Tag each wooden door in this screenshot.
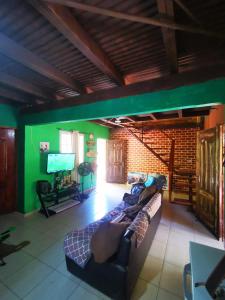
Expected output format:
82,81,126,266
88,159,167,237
106,140,126,183
196,126,223,238
0,128,16,214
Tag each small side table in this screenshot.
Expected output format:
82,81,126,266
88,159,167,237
183,242,225,300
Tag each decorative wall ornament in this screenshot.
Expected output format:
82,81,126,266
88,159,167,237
86,132,96,147
86,150,97,158
40,142,49,153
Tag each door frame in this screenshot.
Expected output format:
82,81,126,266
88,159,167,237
0,126,17,212
196,125,224,240
96,138,107,184
106,139,126,184
218,125,224,240
221,125,225,242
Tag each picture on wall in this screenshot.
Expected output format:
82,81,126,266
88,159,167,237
40,142,50,153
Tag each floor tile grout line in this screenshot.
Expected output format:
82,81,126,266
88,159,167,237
155,202,172,299
1,188,224,300
20,267,80,300
0,280,23,300
158,287,183,299
2,262,54,299
157,205,187,299
0,253,35,283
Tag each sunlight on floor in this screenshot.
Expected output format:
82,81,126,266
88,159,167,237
0,185,224,300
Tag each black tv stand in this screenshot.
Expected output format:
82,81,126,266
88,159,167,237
37,181,81,218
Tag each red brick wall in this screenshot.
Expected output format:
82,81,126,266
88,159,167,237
110,127,200,177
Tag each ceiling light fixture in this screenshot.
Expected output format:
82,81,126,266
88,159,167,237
115,118,121,124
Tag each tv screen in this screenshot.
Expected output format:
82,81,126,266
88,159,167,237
47,154,75,173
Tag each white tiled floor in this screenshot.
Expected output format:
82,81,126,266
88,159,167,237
0,184,224,300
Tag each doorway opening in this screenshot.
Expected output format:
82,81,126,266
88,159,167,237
96,138,107,187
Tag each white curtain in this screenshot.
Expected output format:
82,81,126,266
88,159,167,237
59,130,79,181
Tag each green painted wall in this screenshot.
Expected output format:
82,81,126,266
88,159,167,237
24,121,109,213
21,78,225,126
18,77,225,213
0,103,18,127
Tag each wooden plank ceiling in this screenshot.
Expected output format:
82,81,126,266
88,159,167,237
0,0,224,111
91,106,212,128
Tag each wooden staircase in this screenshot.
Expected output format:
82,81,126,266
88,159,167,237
125,125,196,206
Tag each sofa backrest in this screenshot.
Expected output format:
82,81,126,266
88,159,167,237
115,192,162,267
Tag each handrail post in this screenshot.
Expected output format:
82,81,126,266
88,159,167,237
168,140,175,203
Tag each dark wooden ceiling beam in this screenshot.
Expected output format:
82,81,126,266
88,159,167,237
101,119,123,127
0,32,84,93
0,72,53,100
0,86,31,103
28,1,124,86
44,0,225,39
173,0,201,25
90,120,114,128
157,0,178,73
22,64,225,114
0,97,18,106
149,113,157,120
182,109,210,117
178,110,183,118
134,116,202,130
137,113,157,120
121,116,136,122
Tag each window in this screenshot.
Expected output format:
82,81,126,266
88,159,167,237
59,130,73,153
78,133,84,164
59,130,85,181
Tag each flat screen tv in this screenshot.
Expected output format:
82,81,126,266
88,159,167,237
47,153,75,173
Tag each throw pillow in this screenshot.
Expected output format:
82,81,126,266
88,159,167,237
144,175,155,187
138,185,157,205
90,221,129,263
122,193,139,205
123,204,142,219
130,183,145,195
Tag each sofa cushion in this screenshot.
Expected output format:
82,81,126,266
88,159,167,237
123,204,142,219
138,185,157,205
144,175,155,187
91,221,129,263
122,193,139,205
131,183,145,195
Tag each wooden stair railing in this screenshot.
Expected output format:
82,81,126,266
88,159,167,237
124,125,195,206
168,139,175,203
172,169,196,207
125,126,175,202
125,127,171,167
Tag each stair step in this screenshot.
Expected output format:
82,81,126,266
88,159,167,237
174,173,196,179
176,169,196,176
173,189,196,195
172,198,193,206
158,153,169,156
173,183,196,188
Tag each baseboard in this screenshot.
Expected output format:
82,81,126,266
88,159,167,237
84,186,96,194
23,209,39,217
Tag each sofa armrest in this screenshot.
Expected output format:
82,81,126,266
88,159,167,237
123,229,134,239
114,229,134,267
